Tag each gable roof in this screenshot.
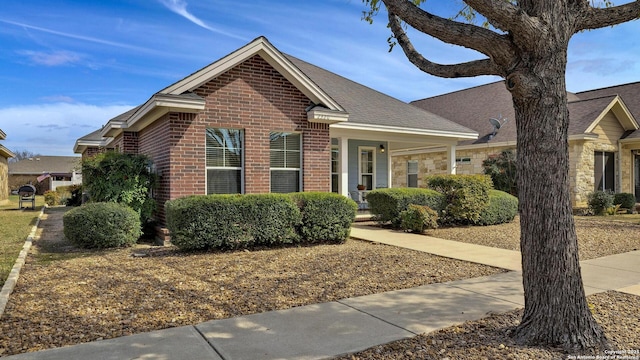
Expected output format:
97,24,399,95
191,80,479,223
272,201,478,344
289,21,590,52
73,128,114,154
9,156,81,175
411,81,639,146
77,36,478,151
576,81,640,141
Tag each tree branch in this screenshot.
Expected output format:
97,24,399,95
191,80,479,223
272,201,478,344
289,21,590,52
388,13,503,78
576,1,640,31
382,0,516,67
463,0,545,39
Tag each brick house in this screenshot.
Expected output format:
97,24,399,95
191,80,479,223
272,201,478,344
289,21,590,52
397,81,640,207
75,37,478,236
0,129,16,204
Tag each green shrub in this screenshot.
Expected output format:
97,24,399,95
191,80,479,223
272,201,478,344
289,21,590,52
82,152,157,225
482,149,518,196
166,194,301,250
587,190,614,216
43,190,60,206
613,192,636,210
56,185,83,206
290,192,357,244
400,204,438,233
426,174,493,224
63,202,141,248
366,188,445,228
475,190,519,225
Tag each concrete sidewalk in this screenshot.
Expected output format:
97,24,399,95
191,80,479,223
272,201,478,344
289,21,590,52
4,226,640,360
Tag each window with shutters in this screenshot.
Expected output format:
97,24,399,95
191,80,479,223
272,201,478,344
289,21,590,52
206,128,243,194
270,132,301,193
407,160,418,188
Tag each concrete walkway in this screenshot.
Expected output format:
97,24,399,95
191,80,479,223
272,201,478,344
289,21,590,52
4,225,640,360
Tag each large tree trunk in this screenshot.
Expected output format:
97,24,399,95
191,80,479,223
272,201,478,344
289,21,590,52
508,55,608,351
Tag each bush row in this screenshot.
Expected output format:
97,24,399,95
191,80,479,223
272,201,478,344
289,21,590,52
367,175,518,229
588,190,636,215
165,192,357,251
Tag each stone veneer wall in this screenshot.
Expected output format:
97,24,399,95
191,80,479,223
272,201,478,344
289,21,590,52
0,156,8,203
392,145,512,188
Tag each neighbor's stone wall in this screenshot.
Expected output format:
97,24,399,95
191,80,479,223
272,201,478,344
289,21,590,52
392,145,511,188
0,156,8,202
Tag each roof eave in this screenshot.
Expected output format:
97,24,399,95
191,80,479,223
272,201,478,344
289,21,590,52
126,94,206,132
307,108,349,124
0,144,15,158
330,122,479,140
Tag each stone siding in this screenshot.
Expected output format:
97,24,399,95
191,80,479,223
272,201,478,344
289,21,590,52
0,156,8,202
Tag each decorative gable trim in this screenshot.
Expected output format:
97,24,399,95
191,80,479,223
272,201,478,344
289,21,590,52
584,95,639,134
159,37,345,114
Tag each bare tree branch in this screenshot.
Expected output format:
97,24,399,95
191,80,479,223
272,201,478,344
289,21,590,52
576,1,640,30
388,13,503,77
382,0,516,67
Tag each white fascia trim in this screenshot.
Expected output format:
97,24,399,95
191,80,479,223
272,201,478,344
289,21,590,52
73,137,114,154
159,37,344,112
124,94,205,132
100,121,127,137
585,96,639,133
390,135,599,156
307,108,349,124
0,144,15,158
330,122,478,140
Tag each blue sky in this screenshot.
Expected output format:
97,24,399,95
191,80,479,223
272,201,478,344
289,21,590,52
1,0,639,156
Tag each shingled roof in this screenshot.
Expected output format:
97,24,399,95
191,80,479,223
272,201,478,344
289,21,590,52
9,156,81,175
285,55,476,135
411,81,640,146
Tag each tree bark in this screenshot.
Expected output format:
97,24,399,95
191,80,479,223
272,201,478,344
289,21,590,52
508,52,608,352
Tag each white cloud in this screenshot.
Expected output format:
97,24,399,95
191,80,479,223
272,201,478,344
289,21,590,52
157,0,245,40
0,103,134,156
17,50,83,66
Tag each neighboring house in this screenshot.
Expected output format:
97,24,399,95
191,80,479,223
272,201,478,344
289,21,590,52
74,36,478,237
0,129,16,204
8,156,82,195
399,81,640,207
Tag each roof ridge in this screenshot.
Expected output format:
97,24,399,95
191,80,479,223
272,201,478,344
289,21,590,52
569,94,617,104
576,80,640,95
410,80,504,103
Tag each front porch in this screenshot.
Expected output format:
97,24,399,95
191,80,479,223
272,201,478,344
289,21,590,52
330,126,466,199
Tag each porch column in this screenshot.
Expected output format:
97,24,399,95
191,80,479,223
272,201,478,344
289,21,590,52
338,137,349,197
387,148,392,188
447,144,457,174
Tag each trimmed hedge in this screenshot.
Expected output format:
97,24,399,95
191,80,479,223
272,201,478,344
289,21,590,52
290,192,357,244
366,188,445,228
613,192,636,210
400,204,439,233
475,190,519,226
426,174,493,224
166,194,301,250
63,202,141,248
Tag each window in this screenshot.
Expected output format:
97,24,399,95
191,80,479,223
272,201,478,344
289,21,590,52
206,128,243,194
456,157,471,164
358,147,375,190
270,132,301,193
331,146,339,193
407,160,418,188
594,151,615,192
